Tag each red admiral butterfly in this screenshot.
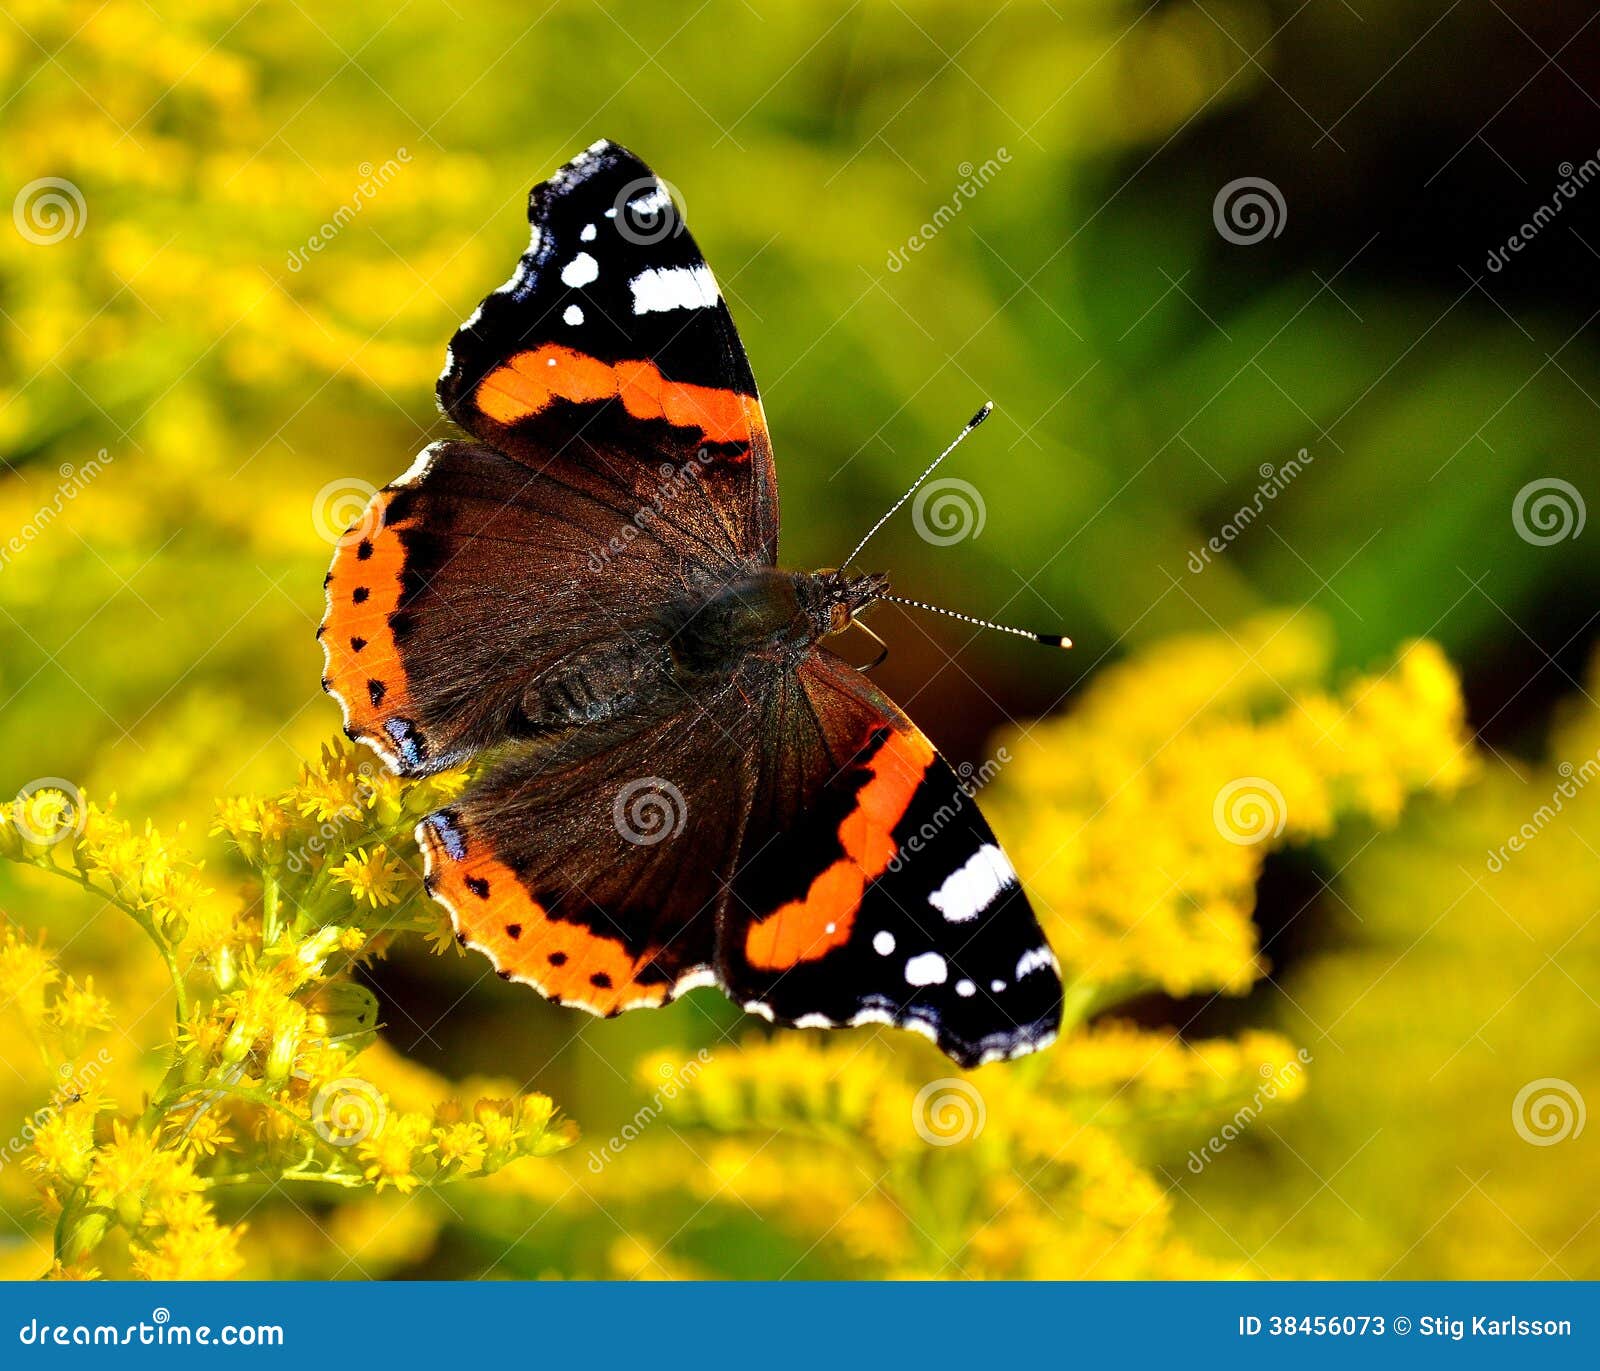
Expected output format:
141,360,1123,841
320,140,1064,1066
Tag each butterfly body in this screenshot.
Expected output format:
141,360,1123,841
320,140,1064,1066
664,568,883,676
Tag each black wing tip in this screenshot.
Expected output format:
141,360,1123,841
547,137,654,192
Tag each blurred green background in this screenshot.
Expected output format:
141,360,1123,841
2,0,1597,1278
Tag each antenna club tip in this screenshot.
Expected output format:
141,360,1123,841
971,400,994,426
1039,634,1073,649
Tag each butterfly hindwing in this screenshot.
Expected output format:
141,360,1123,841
419,689,758,1015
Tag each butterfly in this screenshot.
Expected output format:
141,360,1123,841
320,139,1063,1066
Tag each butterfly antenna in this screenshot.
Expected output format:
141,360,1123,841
877,594,1072,649
842,401,993,571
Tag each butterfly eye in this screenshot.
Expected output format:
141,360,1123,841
828,602,850,634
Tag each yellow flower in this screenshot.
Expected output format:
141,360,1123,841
430,1121,487,1173
49,975,113,1043
474,1098,523,1158
29,1106,97,1186
0,923,59,1025
330,846,407,908
10,787,82,853
165,1107,235,1159
149,1187,214,1233
0,733,574,1278
422,915,461,958
130,1220,244,1281
357,1113,431,1193
211,795,261,839
86,1120,200,1228
45,1261,103,1283
294,774,363,824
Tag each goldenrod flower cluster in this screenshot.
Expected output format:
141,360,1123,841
987,614,1474,1006
1191,644,1600,1276
0,744,574,1280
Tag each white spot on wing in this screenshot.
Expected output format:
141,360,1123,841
632,185,671,214
848,1007,895,1029
580,223,597,242
956,978,976,998
562,303,584,326
629,264,720,315
1015,946,1057,980
904,952,948,986
873,931,895,956
560,252,599,287
672,968,717,994
927,844,1017,922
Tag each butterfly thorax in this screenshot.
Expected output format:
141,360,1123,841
666,568,886,679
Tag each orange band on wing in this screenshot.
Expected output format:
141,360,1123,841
475,344,760,447
742,863,862,969
419,819,673,1015
321,490,420,745
743,729,936,971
